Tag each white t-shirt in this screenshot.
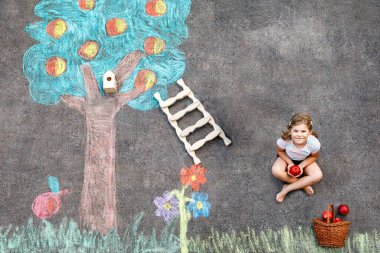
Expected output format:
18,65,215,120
277,135,321,161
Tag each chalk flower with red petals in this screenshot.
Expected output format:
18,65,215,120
180,164,207,191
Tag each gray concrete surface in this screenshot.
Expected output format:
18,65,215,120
0,0,379,236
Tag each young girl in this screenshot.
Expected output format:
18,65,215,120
272,113,323,203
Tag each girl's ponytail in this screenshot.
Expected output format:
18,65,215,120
281,129,291,140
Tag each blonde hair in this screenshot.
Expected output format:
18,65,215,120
281,113,318,140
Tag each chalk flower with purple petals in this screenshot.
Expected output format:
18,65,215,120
154,192,179,222
186,192,211,219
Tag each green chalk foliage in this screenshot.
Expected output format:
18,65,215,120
0,213,179,253
1,216,379,252
189,227,380,253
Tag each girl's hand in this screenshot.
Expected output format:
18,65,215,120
287,163,295,171
297,164,305,176
286,163,294,177
287,164,304,177
296,167,304,177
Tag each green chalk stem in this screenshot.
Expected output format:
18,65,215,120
171,186,192,253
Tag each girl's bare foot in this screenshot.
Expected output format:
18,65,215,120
276,184,313,202
284,183,314,195
303,186,314,196
276,184,289,203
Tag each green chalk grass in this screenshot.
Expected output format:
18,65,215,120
0,213,179,253
189,226,380,253
1,215,379,253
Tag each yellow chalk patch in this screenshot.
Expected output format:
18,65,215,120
78,41,99,60
155,1,166,16
54,20,66,37
144,37,166,55
46,19,67,39
164,202,172,210
115,19,127,34
46,57,67,77
79,0,95,10
146,0,166,17
134,70,157,91
106,18,127,36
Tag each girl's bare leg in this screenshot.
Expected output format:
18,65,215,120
275,162,323,202
272,157,314,196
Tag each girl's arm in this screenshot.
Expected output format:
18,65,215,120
276,146,294,166
298,151,320,169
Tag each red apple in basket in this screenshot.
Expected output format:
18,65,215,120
332,217,343,223
322,210,333,221
338,204,350,215
288,165,302,177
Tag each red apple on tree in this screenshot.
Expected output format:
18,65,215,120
288,165,302,177
338,204,350,215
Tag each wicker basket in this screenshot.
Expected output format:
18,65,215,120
313,204,350,248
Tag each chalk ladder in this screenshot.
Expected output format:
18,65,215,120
154,79,231,164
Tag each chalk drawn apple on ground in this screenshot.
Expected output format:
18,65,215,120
32,176,70,219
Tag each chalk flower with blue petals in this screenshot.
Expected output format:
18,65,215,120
187,192,211,219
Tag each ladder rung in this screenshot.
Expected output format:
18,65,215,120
180,116,211,137
190,129,221,151
169,101,200,121
159,86,191,108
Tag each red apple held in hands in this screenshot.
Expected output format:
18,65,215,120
288,165,302,177
338,204,350,215
322,210,333,221
332,217,343,223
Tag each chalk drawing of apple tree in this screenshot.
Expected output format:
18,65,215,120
23,0,191,234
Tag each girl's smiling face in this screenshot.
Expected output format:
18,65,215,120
290,123,311,147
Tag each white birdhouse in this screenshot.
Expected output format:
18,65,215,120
103,70,117,94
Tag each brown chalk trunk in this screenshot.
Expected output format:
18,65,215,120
61,51,144,234
79,112,117,234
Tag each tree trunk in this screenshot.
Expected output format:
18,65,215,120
61,51,144,234
80,113,117,233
